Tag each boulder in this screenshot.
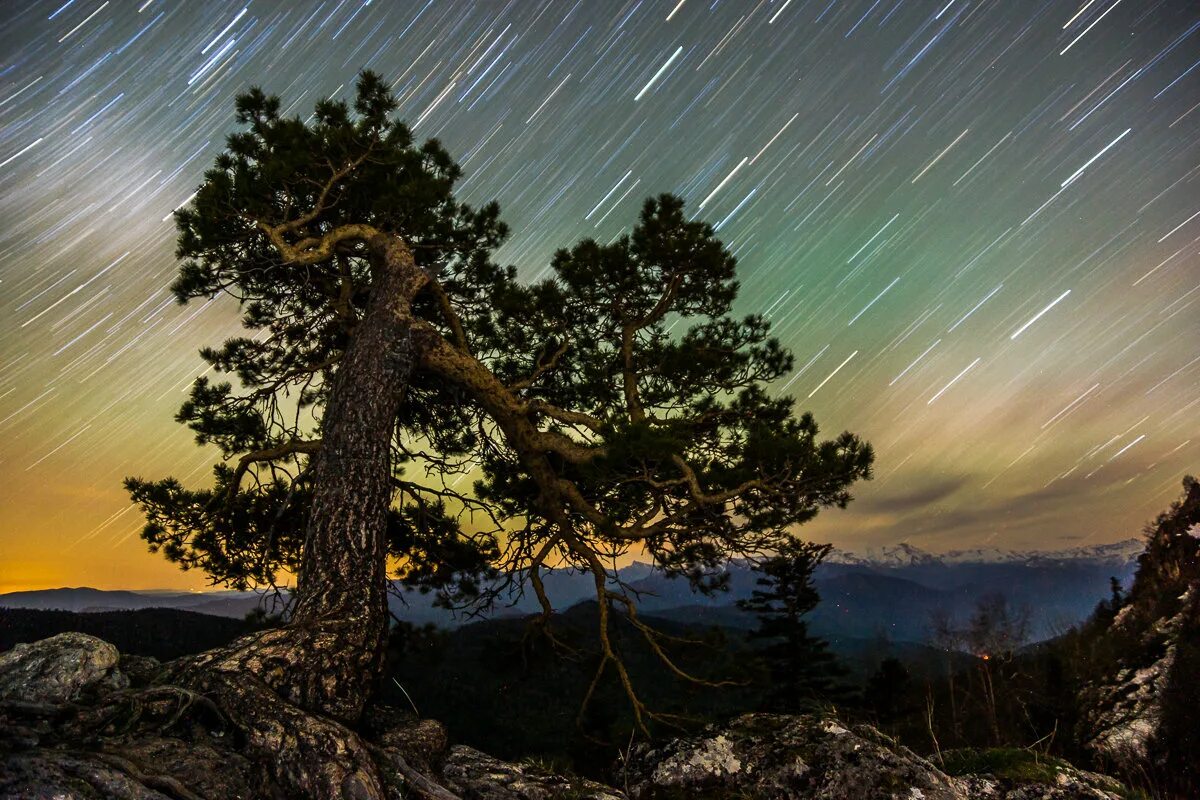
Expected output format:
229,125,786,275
618,714,1128,800
620,713,966,799
945,750,1130,800
362,704,450,772
0,632,127,705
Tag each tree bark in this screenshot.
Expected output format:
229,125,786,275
154,235,434,796
161,235,430,799
281,233,426,722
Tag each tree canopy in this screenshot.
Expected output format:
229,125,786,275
126,71,874,728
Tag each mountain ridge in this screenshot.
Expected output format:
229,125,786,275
1,538,1141,643
825,537,1144,568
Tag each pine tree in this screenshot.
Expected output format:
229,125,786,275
123,73,873,796
738,539,844,710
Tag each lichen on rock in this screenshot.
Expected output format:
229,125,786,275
0,632,127,705
620,713,967,800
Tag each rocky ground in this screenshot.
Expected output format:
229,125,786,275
619,714,1131,800
1080,587,1190,769
0,632,1133,800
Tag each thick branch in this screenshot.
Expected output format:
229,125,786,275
415,326,604,465
521,399,606,434
258,221,381,266
277,150,374,236
670,454,768,505
426,278,470,352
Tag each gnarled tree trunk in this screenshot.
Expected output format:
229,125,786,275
164,235,433,798
282,233,426,721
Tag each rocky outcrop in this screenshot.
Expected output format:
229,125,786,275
1080,587,1190,766
442,746,625,800
618,713,1126,800
1,634,1133,800
622,714,962,799
2,740,258,800
0,635,261,798
0,632,614,800
1077,476,1200,791
0,632,127,705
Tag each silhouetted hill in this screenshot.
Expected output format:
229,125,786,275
382,601,762,766
634,570,955,642
2,539,1137,644
629,602,970,674
620,561,1133,641
0,587,207,612
0,607,254,660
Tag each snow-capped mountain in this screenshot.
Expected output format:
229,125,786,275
826,542,943,568
827,538,1143,568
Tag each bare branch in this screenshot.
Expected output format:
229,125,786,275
619,272,683,422
227,439,323,501
277,149,374,236
508,339,569,392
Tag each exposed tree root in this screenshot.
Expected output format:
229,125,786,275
179,666,386,799
369,744,463,800
1,630,463,800
91,752,207,800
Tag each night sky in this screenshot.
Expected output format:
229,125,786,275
1,0,1197,592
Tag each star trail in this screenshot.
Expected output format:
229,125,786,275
0,0,1197,591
